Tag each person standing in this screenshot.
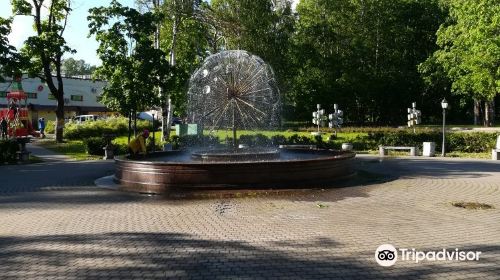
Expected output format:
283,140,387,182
0,117,7,139
38,117,46,138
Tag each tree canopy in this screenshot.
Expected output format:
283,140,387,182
420,0,500,125
61,58,96,77
0,17,24,81
11,0,74,142
88,0,170,121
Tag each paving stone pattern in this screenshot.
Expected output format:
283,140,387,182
0,156,499,279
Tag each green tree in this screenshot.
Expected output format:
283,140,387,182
420,0,500,126
88,0,171,141
159,0,207,113
136,0,204,140
209,0,295,119
0,17,24,81
290,0,444,124
12,0,74,142
61,57,96,76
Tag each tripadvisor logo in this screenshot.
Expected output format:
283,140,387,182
375,244,482,267
375,244,397,267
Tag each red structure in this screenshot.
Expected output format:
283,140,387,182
0,76,37,137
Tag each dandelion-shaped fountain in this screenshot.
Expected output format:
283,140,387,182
114,51,355,193
187,50,281,161
188,50,280,144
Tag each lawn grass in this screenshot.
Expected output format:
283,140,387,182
446,152,491,159
28,155,44,164
113,131,164,146
38,140,102,160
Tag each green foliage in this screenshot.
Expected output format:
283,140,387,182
38,140,101,160
12,0,75,142
45,120,55,134
422,0,500,103
290,0,445,124
11,0,32,15
159,0,207,115
88,0,171,116
61,58,96,76
63,117,150,140
368,131,497,153
0,17,23,81
83,137,106,156
209,0,295,104
239,134,274,147
174,135,220,149
0,139,19,164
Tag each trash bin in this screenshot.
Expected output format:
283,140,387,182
423,142,436,157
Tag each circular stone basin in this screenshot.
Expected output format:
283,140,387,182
115,148,356,194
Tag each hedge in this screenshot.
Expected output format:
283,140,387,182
78,131,497,157
366,131,497,153
0,139,19,164
175,131,497,153
64,117,151,140
83,137,107,156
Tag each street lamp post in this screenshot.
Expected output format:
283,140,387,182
441,98,448,157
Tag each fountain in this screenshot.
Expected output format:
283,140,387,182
115,50,355,194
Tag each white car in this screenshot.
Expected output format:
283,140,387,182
73,115,101,124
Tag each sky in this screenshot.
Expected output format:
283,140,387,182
0,0,136,66
1,0,299,66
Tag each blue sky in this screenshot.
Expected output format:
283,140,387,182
0,0,136,66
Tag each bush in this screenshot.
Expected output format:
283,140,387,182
83,137,106,156
238,134,272,147
45,120,55,134
64,117,151,140
176,135,220,149
113,143,129,155
447,133,497,153
155,130,497,154
367,131,497,153
0,139,19,163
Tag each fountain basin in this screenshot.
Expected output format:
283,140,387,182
191,147,280,162
115,148,356,194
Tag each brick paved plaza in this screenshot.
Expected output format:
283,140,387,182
1,153,499,279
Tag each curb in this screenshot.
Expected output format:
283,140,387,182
94,175,120,191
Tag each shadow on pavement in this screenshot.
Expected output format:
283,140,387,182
356,157,500,179
0,232,498,279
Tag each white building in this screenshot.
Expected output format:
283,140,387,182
0,76,112,122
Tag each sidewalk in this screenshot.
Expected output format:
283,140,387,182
26,141,73,162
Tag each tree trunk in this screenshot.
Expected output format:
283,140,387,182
170,17,178,67
133,110,137,137
486,100,495,126
484,100,495,127
162,13,179,142
473,99,481,125
128,111,132,144
55,96,65,142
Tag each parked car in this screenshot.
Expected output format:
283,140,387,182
171,116,183,126
73,115,100,124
